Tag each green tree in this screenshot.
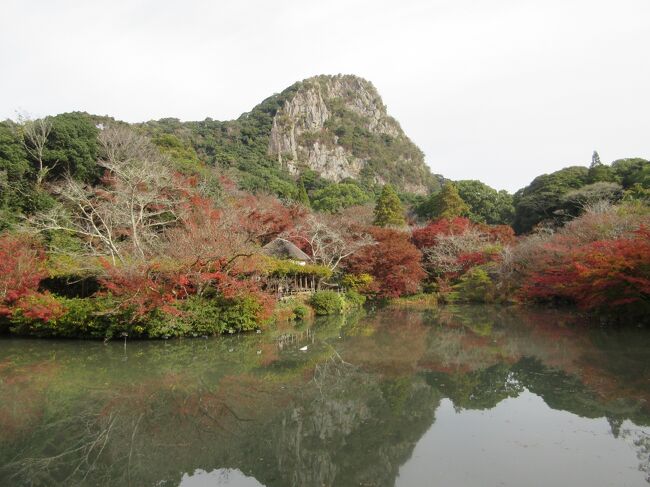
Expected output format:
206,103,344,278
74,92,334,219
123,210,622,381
45,112,99,182
623,183,650,203
299,169,328,192
373,184,405,227
558,182,624,218
0,121,30,228
587,151,615,184
424,183,468,220
591,150,601,167
455,180,514,224
453,267,495,303
296,179,310,207
152,133,202,174
611,158,650,189
312,182,370,213
513,166,589,233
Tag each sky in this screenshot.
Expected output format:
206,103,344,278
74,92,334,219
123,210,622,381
1,0,648,192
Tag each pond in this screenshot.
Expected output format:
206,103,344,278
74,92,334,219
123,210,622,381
0,306,649,487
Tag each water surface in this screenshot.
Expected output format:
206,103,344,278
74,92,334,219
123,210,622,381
1,306,649,486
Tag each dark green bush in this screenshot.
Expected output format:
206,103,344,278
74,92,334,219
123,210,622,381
310,291,344,315
7,294,268,339
293,304,309,320
148,295,267,337
217,295,267,333
8,297,126,338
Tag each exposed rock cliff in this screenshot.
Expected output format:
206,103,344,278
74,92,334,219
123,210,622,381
266,75,438,195
141,74,440,197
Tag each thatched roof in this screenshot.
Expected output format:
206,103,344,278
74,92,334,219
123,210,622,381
262,238,311,262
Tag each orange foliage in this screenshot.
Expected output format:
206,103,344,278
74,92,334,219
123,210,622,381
521,227,650,311
345,227,425,298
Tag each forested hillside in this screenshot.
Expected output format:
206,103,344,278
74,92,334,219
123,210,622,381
513,153,650,233
1,79,649,339
138,74,442,201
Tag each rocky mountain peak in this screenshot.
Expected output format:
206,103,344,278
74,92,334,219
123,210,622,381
267,74,437,195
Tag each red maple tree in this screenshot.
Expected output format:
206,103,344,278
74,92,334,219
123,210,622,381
345,227,426,298
521,227,650,310
411,217,473,250
0,233,64,322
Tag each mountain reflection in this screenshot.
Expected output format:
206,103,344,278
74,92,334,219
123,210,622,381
0,306,649,486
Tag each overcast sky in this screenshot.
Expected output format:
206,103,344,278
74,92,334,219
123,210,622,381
1,0,648,192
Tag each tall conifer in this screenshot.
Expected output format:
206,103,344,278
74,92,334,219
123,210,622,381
373,184,405,227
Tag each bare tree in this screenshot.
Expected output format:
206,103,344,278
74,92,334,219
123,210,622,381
423,229,487,274
286,214,374,272
96,127,185,258
21,116,56,188
31,126,185,263
33,178,123,263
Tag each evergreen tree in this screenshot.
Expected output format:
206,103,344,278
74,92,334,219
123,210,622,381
296,179,310,207
455,180,514,224
428,183,468,219
591,150,602,168
373,184,405,227
588,150,615,183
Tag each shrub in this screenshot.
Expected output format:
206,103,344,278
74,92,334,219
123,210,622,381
293,304,309,320
310,291,344,315
8,296,123,338
344,290,366,308
7,293,273,339
520,227,650,315
453,267,496,303
217,295,269,333
341,273,373,292
272,300,312,322
170,295,270,337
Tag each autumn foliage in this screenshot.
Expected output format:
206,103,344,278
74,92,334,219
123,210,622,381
411,217,473,249
0,234,64,322
412,217,514,250
235,193,306,245
521,227,650,310
344,228,425,298
97,193,280,321
2,127,649,337
410,217,507,282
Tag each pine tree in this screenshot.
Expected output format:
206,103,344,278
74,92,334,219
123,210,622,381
373,184,405,227
588,150,614,183
430,183,468,219
297,179,310,207
591,150,602,168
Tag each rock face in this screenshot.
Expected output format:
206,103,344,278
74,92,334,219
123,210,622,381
267,75,437,195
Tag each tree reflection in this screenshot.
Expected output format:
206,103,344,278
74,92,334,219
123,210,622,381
1,306,649,486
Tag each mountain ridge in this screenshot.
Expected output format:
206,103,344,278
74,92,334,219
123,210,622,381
265,74,437,194
139,74,441,197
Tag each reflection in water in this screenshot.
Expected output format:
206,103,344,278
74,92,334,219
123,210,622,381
0,306,649,486
398,393,643,487
181,468,264,486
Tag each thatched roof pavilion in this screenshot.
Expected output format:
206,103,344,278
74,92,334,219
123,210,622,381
262,238,311,263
